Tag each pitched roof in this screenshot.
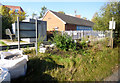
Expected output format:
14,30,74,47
3,5,24,12
50,10,94,27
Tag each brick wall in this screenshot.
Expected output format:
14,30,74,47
65,24,76,31
42,11,65,31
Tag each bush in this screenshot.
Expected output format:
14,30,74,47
2,15,12,39
52,31,76,51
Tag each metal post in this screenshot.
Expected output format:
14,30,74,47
17,16,20,50
111,17,114,48
35,19,38,55
0,15,2,39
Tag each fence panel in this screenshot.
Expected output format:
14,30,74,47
62,30,110,41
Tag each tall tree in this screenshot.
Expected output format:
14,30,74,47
0,5,27,38
32,12,37,19
92,2,120,31
39,6,47,18
92,2,120,45
82,17,87,20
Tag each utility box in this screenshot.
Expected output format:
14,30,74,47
12,19,47,43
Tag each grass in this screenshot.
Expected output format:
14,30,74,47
0,40,7,46
12,39,119,82
1,39,27,43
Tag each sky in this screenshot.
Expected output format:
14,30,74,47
0,1,114,20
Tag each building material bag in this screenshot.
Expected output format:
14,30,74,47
0,50,28,79
0,67,11,83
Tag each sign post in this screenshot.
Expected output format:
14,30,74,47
109,17,115,48
17,16,20,50
35,18,38,55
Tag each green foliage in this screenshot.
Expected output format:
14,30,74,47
80,41,88,49
92,2,120,31
0,5,27,38
37,34,46,52
32,12,37,19
58,11,65,14
23,48,36,55
82,17,87,20
52,32,76,51
39,6,47,18
12,43,118,81
91,2,120,46
0,40,7,46
2,15,12,38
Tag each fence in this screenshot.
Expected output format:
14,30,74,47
12,19,47,42
61,30,111,41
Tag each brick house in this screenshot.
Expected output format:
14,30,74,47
42,10,94,31
3,5,24,13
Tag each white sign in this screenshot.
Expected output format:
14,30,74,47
109,21,115,29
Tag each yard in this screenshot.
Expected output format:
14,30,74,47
11,35,119,82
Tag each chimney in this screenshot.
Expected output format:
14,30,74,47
75,15,81,18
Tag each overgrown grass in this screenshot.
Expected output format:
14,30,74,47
12,39,119,82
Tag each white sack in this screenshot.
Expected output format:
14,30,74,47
0,67,11,83
0,50,28,79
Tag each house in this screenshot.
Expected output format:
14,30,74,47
3,5,24,13
42,10,94,31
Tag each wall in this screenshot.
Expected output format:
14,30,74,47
65,24,76,31
43,11,65,31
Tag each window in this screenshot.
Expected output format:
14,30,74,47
54,27,59,31
15,9,19,12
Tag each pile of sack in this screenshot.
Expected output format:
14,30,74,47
0,50,28,82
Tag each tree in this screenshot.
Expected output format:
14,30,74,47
82,17,87,20
32,12,37,19
91,12,98,22
0,6,12,38
39,6,47,18
58,11,65,14
92,2,120,31
0,5,27,38
92,2,120,46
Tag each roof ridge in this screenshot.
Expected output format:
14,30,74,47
50,10,91,22
3,5,21,7
49,10,94,27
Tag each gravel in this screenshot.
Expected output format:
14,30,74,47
4,54,23,60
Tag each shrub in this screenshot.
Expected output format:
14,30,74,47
52,31,76,51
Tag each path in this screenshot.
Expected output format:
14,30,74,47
104,69,120,81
